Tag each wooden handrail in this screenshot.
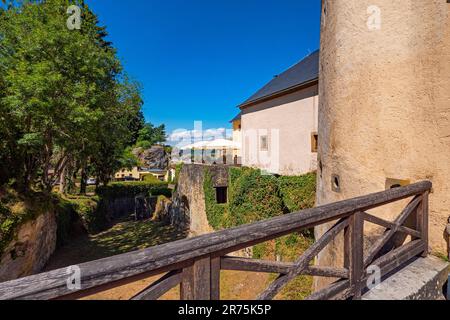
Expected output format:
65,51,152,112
0,181,432,300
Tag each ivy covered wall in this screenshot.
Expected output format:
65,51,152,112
203,166,317,230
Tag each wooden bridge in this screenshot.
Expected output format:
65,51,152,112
0,181,431,300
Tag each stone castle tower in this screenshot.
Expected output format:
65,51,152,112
316,0,450,278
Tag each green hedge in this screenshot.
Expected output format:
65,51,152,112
97,181,170,199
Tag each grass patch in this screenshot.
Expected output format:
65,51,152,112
45,215,188,270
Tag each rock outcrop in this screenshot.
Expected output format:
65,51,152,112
135,145,169,170
0,210,57,282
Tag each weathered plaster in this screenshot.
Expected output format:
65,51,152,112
316,0,450,288
241,85,319,176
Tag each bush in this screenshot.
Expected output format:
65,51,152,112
54,195,104,239
54,198,77,247
68,197,103,234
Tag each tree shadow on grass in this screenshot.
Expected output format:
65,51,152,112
45,216,188,271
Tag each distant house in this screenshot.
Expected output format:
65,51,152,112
114,167,169,182
232,50,319,175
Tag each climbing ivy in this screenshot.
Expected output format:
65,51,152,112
203,168,228,230
226,167,285,227
203,167,317,262
278,173,317,212
203,167,316,230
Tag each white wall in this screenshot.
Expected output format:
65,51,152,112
241,84,319,176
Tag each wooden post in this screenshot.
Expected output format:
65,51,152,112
417,191,429,257
343,225,351,270
210,257,221,300
180,255,221,300
349,212,364,300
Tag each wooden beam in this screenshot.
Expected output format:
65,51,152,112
257,218,350,300
305,280,350,300
221,257,349,279
417,192,429,257
349,212,364,300
181,255,220,300
210,257,221,300
363,213,421,238
0,181,432,300
131,270,181,300
364,196,422,267
367,240,426,276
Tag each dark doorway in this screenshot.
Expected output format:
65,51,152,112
215,187,228,204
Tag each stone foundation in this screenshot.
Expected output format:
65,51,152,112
363,256,449,300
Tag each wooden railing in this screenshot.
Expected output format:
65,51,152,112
0,181,431,300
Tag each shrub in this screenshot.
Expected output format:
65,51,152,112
54,194,105,238
68,197,103,234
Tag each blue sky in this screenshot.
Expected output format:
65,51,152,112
86,0,321,137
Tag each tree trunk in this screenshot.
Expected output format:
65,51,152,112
80,165,87,195
59,165,66,194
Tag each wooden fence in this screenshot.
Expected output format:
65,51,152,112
0,181,431,300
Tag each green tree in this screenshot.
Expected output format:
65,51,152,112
136,123,167,149
0,0,144,193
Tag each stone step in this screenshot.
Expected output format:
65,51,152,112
363,256,449,300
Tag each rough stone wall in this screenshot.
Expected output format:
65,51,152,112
101,196,156,221
316,0,450,288
0,211,57,282
162,164,229,236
